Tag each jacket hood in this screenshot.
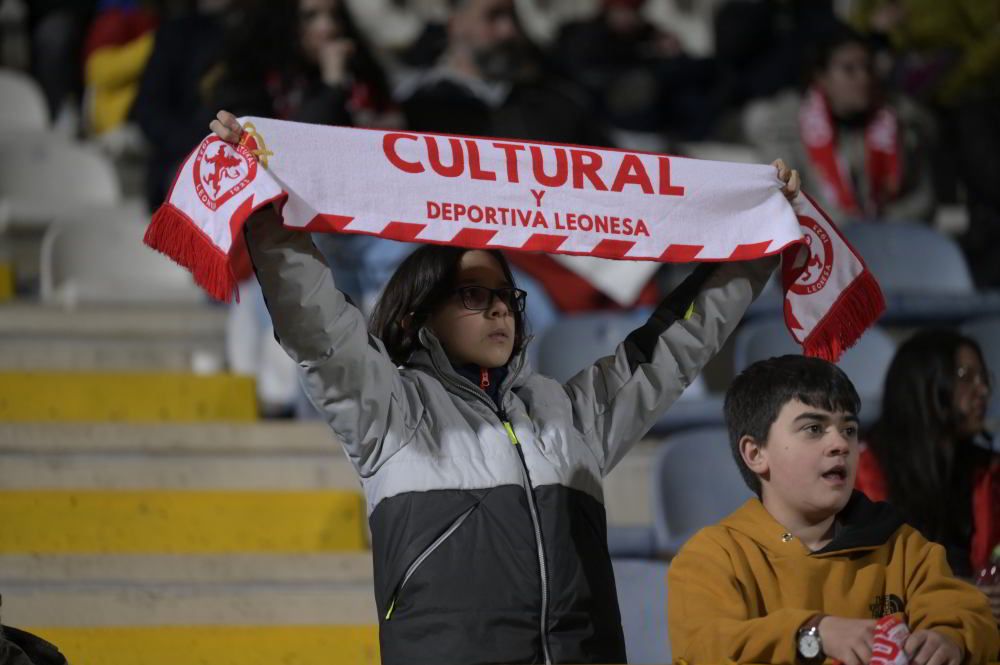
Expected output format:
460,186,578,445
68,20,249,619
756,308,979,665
721,491,905,558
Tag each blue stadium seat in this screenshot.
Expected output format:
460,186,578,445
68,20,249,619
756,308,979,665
651,427,753,556
607,524,657,559
961,315,1000,422
731,318,895,425
536,310,650,383
612,558,671,664
842,223,1000,323
536,310,724,434
731,316,800,373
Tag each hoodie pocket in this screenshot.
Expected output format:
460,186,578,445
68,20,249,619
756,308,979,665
384,503,477,620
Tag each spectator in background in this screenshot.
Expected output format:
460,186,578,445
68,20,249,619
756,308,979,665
857,330,999,621
744,25,935,224
852,0,1000,287
207,0,398,129
553,0,718,141
135,0,401,208
400,0,610,146
132,0,233,209
272,0,411,318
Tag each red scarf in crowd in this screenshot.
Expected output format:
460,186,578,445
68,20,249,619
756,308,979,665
799,87,901,218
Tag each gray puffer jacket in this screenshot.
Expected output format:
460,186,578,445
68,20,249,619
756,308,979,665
245,208,777,665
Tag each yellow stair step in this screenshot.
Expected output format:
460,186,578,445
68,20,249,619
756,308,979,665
0,372,256,421
0,490,367,553
27,625,379,665
0,262,13,301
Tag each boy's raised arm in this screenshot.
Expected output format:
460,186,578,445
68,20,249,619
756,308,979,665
667,528,816,664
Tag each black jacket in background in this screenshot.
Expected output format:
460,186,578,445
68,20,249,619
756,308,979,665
402,76,612,147
133,13,227,208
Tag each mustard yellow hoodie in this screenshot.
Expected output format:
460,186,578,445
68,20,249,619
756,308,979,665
668,492,999,664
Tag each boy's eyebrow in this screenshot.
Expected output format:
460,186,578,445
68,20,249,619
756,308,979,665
793,411,860,424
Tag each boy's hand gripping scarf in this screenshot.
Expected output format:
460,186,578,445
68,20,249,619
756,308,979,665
145,117,885,362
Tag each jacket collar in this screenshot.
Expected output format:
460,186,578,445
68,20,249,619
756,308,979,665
723,491,905,558
406,327,531,411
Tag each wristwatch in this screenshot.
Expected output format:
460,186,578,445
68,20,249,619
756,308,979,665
796,615,826,664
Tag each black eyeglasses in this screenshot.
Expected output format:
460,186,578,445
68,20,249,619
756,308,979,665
451,286,527,313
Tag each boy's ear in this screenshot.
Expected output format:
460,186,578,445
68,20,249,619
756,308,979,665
739,434,769,475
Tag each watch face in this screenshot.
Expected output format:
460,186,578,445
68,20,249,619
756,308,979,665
799,633,821,659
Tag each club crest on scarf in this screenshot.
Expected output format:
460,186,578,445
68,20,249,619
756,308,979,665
193,137,258,211
790,215,834,295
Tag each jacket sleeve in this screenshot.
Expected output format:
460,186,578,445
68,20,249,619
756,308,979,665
564,255,778,475
244,208,423,477
668,528,816,664
903,528,1000,664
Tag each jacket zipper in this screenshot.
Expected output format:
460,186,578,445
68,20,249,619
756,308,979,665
499,407,553,665
384,503,477,620
423,349,551,663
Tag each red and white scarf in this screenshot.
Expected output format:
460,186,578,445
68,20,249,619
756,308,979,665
799,86,901,218
145,117,884,361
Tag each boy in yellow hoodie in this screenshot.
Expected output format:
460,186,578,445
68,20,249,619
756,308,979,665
668,355,999,665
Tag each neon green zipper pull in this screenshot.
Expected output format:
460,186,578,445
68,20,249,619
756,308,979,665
503,421,519,446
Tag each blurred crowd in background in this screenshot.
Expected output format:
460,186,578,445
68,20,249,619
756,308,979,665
6,0,999,259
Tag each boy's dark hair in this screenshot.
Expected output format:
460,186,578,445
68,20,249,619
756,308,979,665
724,355,861,496
369,245,528,366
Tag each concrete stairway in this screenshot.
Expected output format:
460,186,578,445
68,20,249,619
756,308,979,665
0,423,375,664
0,297,658,663
0,421,658,664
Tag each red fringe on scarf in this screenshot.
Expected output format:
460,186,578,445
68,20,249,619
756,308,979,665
143,202,239,303
800,268,886,362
